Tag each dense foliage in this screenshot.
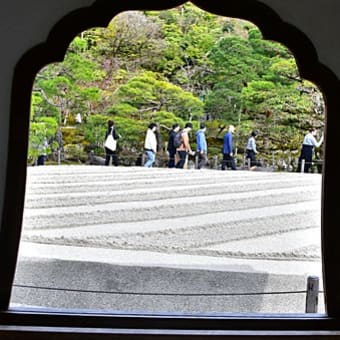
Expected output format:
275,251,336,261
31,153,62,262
30,4,324,166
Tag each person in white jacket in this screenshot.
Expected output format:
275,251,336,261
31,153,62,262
297,128,323,173
144,123,157,167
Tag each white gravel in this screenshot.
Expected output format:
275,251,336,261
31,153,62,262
21,166,322,262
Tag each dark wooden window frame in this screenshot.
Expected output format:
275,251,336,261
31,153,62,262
1,0,340,337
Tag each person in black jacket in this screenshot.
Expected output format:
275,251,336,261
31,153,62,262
104,120,119,166
167,123,180,168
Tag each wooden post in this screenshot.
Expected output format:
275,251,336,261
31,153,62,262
301,159,305,173
184,154,188,169
213,155,218,170
141,153,146,166
311,161,315,173
305,276,319,313
195,155,199,169
247,158,251,170
57,149,61,165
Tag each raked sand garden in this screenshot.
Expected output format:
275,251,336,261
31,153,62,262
11,166,323,314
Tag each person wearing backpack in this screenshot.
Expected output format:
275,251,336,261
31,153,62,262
144,123,157,168
176,122,194,169
196,122,208,169
167,123,180,168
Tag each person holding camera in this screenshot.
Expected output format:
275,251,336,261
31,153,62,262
297,128,323,173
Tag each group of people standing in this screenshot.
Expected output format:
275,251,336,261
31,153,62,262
144,121,260,170
104,119,323,173
166,122,207,169
158,122,196,169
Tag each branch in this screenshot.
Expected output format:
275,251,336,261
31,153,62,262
33,88,63,108
159,124,171,131
137,106,160,113
286,75,303,82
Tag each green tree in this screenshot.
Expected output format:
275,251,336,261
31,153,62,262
111,71,204,122
148,3,227,96
30,4,325,164
90,11,165,74
33,36,104,126
28,117,58,162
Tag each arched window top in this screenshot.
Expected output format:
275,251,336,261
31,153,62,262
21,0,332,88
